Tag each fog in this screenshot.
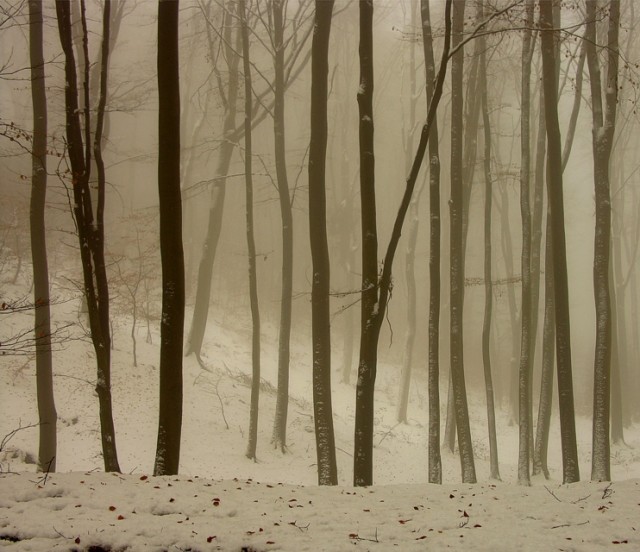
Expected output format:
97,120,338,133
1,0,639,486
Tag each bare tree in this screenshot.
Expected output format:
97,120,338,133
308,0,338,486
585,0,620,483
29,0,57,473
55,0,120,473
154,0,185,477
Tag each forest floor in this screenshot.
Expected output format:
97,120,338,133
1,270,639,551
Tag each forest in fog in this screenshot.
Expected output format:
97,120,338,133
1,0,640,502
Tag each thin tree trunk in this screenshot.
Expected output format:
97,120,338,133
240,0,261,463
309,0,338,485
540,0,580,484
421,0,442,484
585,0,619,482
271,0,294,452
186,2,239,360
449,0,476,484
154,0,184,477
397,0,419,425
55,0,120,473
29,0,57,474
518,0,534,486
353,0,453,487
479,0,499,481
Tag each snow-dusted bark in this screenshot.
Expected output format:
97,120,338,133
309,0,338,486
55,0,120,473
585,0,619,482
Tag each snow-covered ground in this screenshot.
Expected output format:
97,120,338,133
1,269,639,551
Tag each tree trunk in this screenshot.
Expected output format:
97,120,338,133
518,0,534,486
585,0,619,482
186,2,239,360
271,0,294,453
29,0,57,474
479,0,499,481
449,0,476,484
421,0,442,484
240,0,261,463
55,0,120,473
154,0,185,477
309,0,338,485
540,0,580,484
397,0,419,425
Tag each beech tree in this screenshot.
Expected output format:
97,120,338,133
29,0,57,473
154,0,185,477
308,0,338,486
55,0,120,473
539,0,580,484
585,0,620,483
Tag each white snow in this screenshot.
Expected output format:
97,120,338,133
1,263,640,551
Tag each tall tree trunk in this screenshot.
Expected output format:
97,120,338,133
353,0,453,487
540,0,580,484
29,0,57,473
55,0,120,473
240,0,261,463
309,0,338,485
397,0,419,425
154,0,184,477
585,0,619,482
186,2,239,360
518,0,535,486
479,0,499,481
449,0,476,484
354,0,378,487
421,0,442,484
271,0,294,452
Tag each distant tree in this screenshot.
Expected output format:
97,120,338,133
539,0,580,484
517,0,534,487
240,0,261,463
478,0,499,482
421,0,443,485
585,0,619,483
55,0,120,473
448,0,476,484
154,0,185,477
29,0,57,473
308,0,338,486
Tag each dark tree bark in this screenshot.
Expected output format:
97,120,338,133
29,0,57,473
55,0,120,473
421,0,442,485
154,0,185,477
518,0,535,486
354,0,378,487
271,0,294,453
448,0,476,484
353,0,453,487
539,0,580,484
240,0,261,463
309,0,338,486
585,0,619,482
479,0,499,481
